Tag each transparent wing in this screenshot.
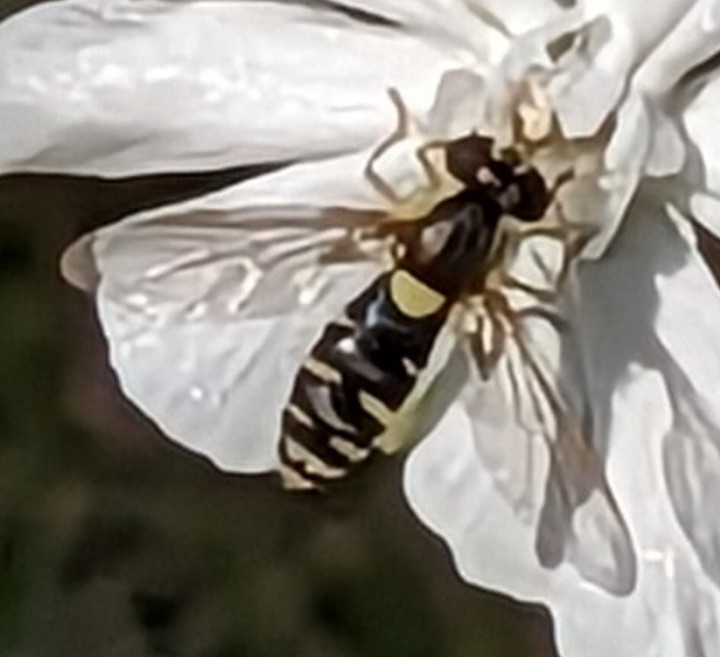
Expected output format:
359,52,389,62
90,202,388,320
77,196,388,473
461,306,637,595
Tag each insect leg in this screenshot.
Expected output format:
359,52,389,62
550,168,575,196
415,139,449,190
364,88,412,203
468,294,507,380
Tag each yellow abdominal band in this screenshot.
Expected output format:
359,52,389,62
389,270,445,318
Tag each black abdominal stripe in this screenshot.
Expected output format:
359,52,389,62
278,269,450,490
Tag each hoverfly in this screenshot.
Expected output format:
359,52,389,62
277,130,550,490
276,89,635,594
279,88,568,491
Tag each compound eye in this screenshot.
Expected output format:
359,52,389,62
509,169,551,222
445,134,494,187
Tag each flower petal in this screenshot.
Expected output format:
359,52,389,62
544,0,702,137
0,0,466,176
465,0,570,35
404,197,720,655
683,73,720,238
405,387,720,657
406,362,720,657
652,206,720,592
83,151,388,471
583,0,697,74
575,198,720,600
633,0,720,95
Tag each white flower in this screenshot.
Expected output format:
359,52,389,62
3,1,720,655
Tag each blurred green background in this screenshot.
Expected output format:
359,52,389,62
0,3,557,655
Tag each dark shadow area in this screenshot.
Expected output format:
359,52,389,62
0,0,59,22
0,162,291,236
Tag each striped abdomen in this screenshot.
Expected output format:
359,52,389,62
278,268,450,489
278,188,505,490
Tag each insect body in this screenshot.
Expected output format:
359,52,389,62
278,135,551,490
